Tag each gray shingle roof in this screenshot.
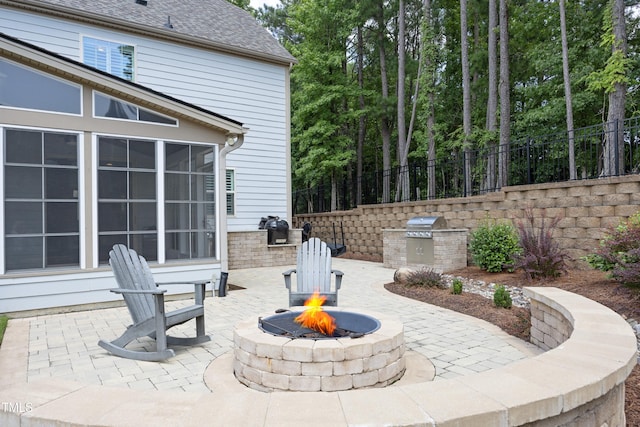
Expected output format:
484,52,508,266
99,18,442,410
11,0,295,64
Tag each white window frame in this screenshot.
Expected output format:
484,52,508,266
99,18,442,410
226,168,236,216
1,125,85,273
82,35,136,81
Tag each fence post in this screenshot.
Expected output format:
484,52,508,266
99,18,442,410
615,119,620,176
526,137,532,185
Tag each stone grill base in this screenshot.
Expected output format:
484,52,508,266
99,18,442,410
233,308,405,392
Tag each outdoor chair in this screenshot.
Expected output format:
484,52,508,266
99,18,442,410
98,244,211,361
283,237,344,306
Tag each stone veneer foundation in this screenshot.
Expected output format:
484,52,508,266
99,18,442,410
233,308,405,392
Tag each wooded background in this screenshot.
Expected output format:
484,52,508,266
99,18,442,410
230,0,640,211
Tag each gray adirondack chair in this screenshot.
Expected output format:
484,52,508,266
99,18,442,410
283,238,344,306
98,244,211,361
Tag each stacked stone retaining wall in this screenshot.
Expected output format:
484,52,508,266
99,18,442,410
294,175,640,265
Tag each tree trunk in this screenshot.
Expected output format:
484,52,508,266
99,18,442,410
604,0,627,177
357,25,365,205
498,0,510,188
396,0,410,202
460,0,472,195
423,0,437,200
486,0,498,191
559,0,576,180
378,3,392,203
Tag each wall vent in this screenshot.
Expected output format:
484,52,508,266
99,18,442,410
135,0,148,5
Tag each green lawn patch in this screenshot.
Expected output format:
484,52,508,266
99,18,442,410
0,315,8,346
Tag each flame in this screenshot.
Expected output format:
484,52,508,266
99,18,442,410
294,291,336,336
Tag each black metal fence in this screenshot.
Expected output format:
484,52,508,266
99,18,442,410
293,117,640,214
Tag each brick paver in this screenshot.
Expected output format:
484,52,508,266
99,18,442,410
24,258,541,391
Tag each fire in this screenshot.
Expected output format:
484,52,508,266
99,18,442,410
294,291,336,336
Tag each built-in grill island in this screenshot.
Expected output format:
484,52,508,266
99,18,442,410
405,216,447,265
382,216,468,271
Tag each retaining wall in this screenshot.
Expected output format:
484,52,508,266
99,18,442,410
0,287,635,425
294,175,640,264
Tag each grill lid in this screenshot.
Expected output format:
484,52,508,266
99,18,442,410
406,216,447,237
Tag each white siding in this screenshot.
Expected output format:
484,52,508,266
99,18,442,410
0,8,290,231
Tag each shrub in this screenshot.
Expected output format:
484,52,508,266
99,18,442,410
512,208,568,279
406,268,446,288
493,285,512,308
451,278,463,295
584,211,640,286
469,218,521,272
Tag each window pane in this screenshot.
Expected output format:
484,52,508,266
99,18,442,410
129,202,156,231
130,171,155,199
165,174,189,200
44,133,77,166
99,137,127,167
227,193,234,215
46,202,78,233
5,202,42,234
191,232,215,258
130,234,157,261
99,170,127,199
139,109,177,125
191,174,213,201
99,202,127,231
5,129,41,164
165,232,190,260
83,37,134,81
46,235,79,267
165,144,189,171
192,203,215,230
45,169,78,199
98,235,128,263
129,140,155,169
104,98,138,119
0,58,81,114
165,203,189,230
5,166,42,199
5,236,42,270
191,146,214,173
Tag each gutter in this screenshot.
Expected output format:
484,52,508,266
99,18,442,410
218,132,245,273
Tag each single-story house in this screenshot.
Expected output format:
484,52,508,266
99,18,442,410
0,0,296,314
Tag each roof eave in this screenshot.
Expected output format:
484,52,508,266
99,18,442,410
0,0,296,66
0,34,247,135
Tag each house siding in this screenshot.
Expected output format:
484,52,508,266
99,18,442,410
0,7,290,232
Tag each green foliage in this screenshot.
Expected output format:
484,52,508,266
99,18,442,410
406,268,446,289
469,218,521,273
493,285,512,309
451,278,463,295
0,315,7,346
584,211,640,286
512,208,568,279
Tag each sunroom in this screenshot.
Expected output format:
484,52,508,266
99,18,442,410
0,33,247,314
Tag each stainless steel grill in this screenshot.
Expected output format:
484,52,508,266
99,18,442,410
406,216,447,239
406,216,447,265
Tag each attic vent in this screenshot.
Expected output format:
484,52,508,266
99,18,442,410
135,0,148,5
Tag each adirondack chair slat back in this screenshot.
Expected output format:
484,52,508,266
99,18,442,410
109,244,156,324
297,238,332,293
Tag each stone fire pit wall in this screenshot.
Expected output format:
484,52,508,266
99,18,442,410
233,308,405,392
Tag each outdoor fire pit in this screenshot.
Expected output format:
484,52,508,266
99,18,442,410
233,300,405,392
258,309,380,339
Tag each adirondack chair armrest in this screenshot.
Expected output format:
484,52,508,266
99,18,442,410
110,288,167,295
332,269,344,290
283,269,296,290
155,281,208,304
